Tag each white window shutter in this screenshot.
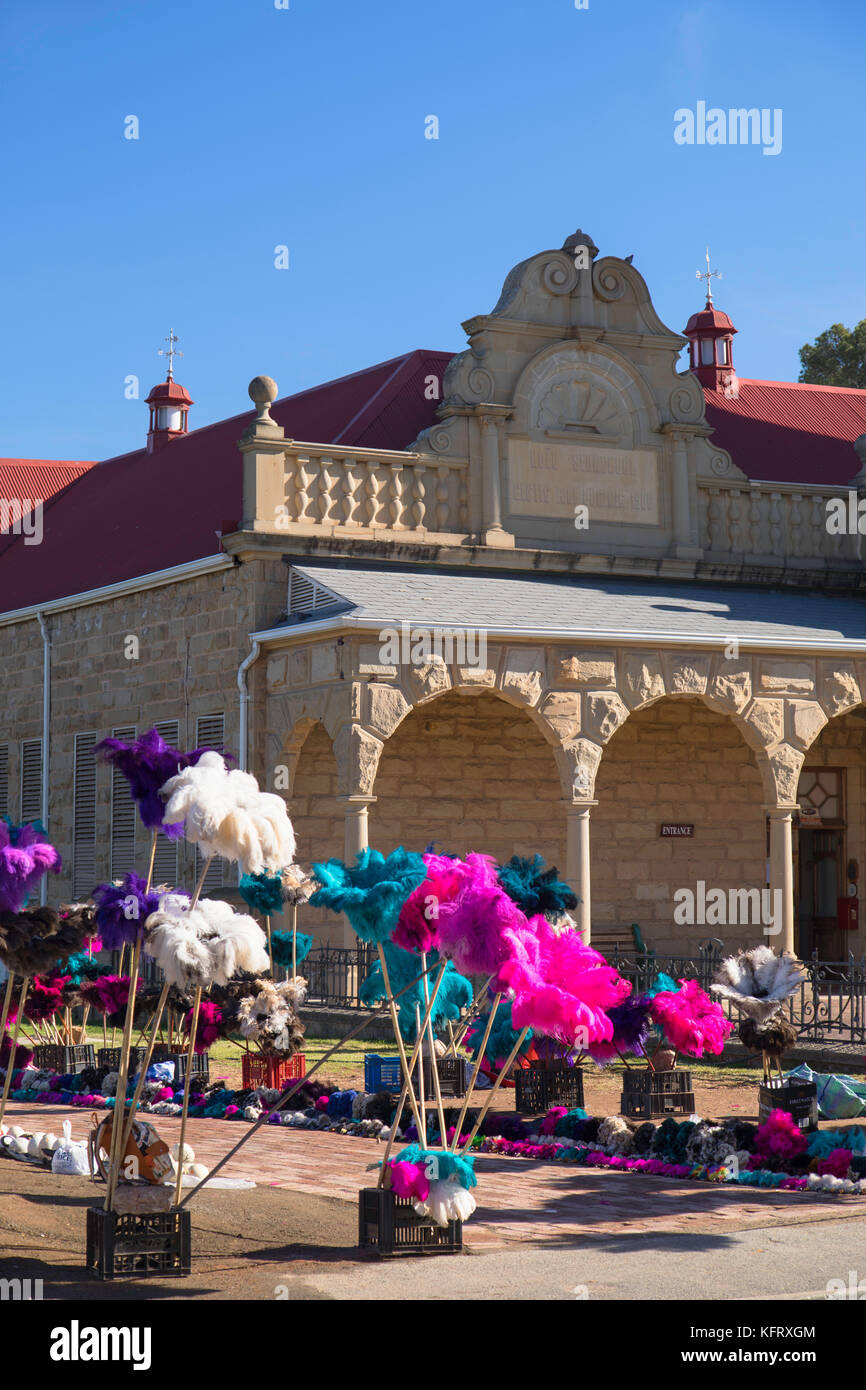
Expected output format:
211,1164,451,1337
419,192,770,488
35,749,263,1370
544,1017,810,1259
20,739,43,823
73,732,97,898
110,725,137,880
0,745,8,818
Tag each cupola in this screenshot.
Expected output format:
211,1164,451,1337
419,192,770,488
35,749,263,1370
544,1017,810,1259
683,251,738,395
145,330,193,452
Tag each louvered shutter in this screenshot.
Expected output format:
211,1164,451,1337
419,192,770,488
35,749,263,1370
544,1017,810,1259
73,733,97,897
0,745,8,818
150,720,180,889
109,725,137,879
195,713,225,891
20,739,43,823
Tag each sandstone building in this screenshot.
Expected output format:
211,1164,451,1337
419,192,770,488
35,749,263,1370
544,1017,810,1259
3,229,866,963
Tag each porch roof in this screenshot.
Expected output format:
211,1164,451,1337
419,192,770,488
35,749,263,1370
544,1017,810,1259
275,562,866,651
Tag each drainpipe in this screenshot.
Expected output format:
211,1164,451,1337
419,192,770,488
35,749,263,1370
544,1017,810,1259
236,638,261,881
35,611,50,905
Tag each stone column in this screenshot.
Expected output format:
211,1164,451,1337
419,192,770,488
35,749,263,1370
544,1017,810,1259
337,794,376,950
238,375,288,531
764,805,797,956
662,425,703,560
565,800,597,945
474,405,514,548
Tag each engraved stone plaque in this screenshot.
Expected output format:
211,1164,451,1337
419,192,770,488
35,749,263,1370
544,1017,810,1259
508,440,660,525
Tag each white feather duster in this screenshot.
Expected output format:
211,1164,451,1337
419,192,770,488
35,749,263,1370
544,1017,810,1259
414,1179,477,1227
711,946,806,1025
159,753,296,876
144,895,268,990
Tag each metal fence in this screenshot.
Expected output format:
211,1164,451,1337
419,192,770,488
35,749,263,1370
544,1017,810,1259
603,938,866,1046
302,945,378,1010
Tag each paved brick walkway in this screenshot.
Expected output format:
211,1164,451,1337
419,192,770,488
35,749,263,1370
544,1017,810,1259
7,1101,866,1249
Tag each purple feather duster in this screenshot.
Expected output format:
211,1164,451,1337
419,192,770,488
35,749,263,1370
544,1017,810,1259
94,728,206,838
0,822,62,913
92,873,162,950
587,993,653,1065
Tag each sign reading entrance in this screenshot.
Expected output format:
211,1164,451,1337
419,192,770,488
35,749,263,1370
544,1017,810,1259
508,440,660,525
660,823,694,838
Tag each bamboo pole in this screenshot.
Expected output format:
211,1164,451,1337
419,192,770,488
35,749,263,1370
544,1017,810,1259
449,976,494,1054
103,938,142,1211
291,902,297,980
376,944,423,1138
421,952,446,1146
460,1026,531,1151
265,915,273,977
0,978,30,1130
173,984,202,1205
451,992,501,1152
120,978,171,1154
0,973,15,1052
415,1004,426,1143
179,958,442,1209
376,1077,409,1188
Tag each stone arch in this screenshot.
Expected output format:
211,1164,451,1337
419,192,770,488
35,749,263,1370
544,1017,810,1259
368,687,567,868
511,338,662,446
593,694,766,951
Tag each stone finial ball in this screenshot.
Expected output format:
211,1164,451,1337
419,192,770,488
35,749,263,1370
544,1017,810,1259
248,375,278,406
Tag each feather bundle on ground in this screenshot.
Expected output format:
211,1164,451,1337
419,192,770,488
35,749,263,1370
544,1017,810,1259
160,751,296,875
496,854,578,920
144,895,269,990
711,946,806,1025
92,873,161,951
496,913,631,1046
0,821,62,913
649,978,733,1058
310,847,427,944
95,727,207,837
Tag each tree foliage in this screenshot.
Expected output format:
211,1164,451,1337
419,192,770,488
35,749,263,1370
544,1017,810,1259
798,320,866,388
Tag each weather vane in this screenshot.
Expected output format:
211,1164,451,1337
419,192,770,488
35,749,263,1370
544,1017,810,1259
158,329,183,380
696,248,722,307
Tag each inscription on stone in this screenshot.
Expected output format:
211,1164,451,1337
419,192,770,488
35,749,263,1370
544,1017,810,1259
508,440,660,525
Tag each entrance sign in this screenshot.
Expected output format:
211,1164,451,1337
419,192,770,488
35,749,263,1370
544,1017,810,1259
660,824,694,838
508,441,660,525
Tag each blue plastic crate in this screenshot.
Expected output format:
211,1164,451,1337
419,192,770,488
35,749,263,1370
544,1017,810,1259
364,1054,403,1094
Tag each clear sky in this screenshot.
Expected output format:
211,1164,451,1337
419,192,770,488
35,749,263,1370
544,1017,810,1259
1,0,863,460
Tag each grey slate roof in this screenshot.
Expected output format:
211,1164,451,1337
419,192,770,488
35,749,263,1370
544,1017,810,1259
288,562,866,647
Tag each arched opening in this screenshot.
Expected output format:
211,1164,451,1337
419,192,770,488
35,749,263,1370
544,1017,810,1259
593,696,765,955
370,689,565,868
794,708,866,960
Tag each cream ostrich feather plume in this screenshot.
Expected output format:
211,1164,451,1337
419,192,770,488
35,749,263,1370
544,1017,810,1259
710,946,806,1025
144,894,269,990
159,751,296,875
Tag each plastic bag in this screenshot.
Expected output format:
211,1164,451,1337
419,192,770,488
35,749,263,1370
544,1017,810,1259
51,1120,94,1177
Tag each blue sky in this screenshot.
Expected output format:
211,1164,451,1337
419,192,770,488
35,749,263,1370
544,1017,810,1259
1,0,863,460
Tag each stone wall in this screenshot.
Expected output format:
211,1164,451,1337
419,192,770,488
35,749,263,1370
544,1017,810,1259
286,721,344,947
594,698,766,954
369,688,566,872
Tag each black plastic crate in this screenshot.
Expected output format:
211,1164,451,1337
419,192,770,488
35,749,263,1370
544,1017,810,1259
420,1055,469,1099
515,1060,585,1114
358,1187,463,1257
86,1206,191,1280
172,1051,209,1085
758,1079,818,1132
97,1044,172,1072
621,1068,695,1118
33,1043,96,1076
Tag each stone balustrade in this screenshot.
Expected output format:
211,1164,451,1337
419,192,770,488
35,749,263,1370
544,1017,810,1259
698,480,862,566
279,441,470,540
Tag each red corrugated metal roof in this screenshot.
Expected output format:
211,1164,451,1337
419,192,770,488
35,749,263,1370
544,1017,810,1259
704,378,866,485
0,351,452,612
0,459,95,504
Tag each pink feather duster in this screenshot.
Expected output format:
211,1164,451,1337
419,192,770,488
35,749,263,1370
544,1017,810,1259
435,858,527,975
496,915,632,1046
393,852,494,954
649,978,733,1058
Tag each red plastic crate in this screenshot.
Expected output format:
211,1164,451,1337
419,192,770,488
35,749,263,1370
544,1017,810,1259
241,1052,306,1090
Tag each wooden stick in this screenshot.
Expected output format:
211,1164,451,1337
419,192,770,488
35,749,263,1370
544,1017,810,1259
449,976,494,1054
265,914,273,977
0,977,30,1130
376,944,424,1138
173,984,202,1205
190,854,213,910
461,1026,531,1151
120,979,171,1154
291,902,298,980
451,992,501,1152
421,952,447,1146
0,973,15,1052
415,1004,426,1142
178,958,442,1209
103,937,142,1211
377,1077,410,1188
